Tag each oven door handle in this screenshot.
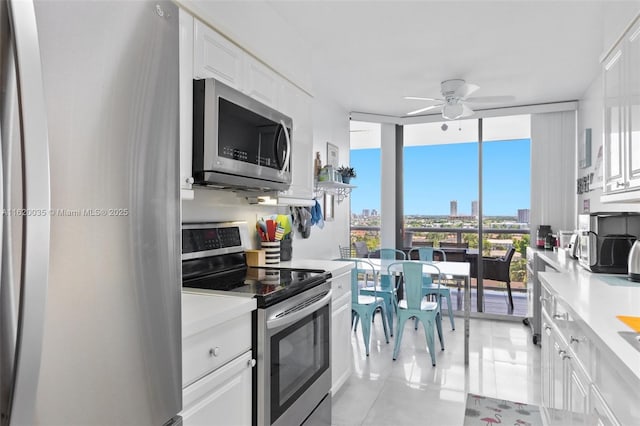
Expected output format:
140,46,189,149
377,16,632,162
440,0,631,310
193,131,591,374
267,290,332,330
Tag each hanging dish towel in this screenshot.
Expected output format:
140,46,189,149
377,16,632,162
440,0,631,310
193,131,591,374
311,199,324,229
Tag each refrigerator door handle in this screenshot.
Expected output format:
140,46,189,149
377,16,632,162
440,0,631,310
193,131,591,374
4,1,51,425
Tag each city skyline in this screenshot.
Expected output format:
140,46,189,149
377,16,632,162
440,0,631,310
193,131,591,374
350,139,531,216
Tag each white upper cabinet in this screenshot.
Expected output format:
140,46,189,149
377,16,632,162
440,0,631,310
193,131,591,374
193,19,244,89
602,19,640,202
186,15,315,203
245,57,279,109
277,80,314,202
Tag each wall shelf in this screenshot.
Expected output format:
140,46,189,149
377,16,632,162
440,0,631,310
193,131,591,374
315,180,356,202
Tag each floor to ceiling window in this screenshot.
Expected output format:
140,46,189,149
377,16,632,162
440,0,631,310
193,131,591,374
350,115,531,319
350,121,382,252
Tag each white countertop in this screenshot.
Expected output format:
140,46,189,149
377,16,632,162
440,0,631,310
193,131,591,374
278,258,354,278
182,290,256,339
538,261,640,384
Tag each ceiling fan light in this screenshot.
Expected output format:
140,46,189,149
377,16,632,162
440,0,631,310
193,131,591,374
442,103,463,120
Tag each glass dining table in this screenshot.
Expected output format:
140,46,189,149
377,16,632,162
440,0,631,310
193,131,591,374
363,258,472,366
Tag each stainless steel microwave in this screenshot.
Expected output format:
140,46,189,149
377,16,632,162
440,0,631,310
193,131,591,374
192,78,292,191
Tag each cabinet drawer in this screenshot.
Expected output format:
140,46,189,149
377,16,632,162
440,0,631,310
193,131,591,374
182,312,252,387
182,350,253,425
540,284,554,316
330,271,351,302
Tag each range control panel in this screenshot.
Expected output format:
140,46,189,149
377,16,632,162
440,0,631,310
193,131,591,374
182,222,247,260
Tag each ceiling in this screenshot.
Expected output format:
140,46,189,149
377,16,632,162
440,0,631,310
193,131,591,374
267,1,640,119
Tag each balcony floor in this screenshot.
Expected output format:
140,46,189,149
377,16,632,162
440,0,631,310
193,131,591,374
440,280,528,317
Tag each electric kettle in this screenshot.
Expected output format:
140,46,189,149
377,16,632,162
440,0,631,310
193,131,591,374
628,240,640,282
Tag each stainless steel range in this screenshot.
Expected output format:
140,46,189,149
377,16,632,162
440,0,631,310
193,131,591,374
182,222,332,426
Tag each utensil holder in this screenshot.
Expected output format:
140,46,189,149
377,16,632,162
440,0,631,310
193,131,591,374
261,241,280,264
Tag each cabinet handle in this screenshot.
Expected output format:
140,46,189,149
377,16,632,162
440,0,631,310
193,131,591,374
543,323,552,333
185,176,194,185
557,349,566,356
616,181,626,188
247,358,256,368
553,313,567,320
562,353,571,360
209,347,220,357
570,336,582,344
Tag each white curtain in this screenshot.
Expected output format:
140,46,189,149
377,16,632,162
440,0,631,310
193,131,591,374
530,110,577,237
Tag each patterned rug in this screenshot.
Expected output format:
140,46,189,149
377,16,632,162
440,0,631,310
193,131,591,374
463,393,543,426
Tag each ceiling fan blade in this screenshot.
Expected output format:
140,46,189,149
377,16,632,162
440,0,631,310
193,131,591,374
455,83,479,99
465,95,516,104
460,104,475,117
404,96,443,102
406,104,442,116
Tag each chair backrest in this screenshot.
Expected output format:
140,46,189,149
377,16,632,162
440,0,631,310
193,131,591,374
388,261,441,310
503,246,516,263
374,248,406,261
350,259,377,304
339,245,353,259
408,247,447,262
353,241,369,257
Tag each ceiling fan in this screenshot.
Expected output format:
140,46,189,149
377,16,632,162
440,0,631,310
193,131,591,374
404,79,515,120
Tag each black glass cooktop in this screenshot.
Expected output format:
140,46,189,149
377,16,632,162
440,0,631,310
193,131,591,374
182,261,331,307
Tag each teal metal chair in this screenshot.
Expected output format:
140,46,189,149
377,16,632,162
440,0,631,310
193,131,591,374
363,248,406,335
409,247,455,331
351,259,390,356
388,261,444,365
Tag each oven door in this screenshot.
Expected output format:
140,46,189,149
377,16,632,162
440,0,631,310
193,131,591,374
257,283,332,426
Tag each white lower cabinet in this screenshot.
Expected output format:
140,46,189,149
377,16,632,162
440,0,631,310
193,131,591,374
329,269,352,394
182,351,254,426
182,309,254,425
540,281,638,426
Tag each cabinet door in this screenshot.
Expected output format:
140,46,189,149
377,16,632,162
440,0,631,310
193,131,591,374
566,353,590,426
331,291,352,394
589,386,621,426
278,81,314,201
193,19,244,89
182,351,254,426
603,47,625,193
245,57,279,109
627,21,640,189
541,313,553,421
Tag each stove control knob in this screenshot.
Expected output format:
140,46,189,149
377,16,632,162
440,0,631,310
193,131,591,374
209,347,220,357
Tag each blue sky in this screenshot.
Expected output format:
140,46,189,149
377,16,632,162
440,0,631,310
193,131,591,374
350,138,530,216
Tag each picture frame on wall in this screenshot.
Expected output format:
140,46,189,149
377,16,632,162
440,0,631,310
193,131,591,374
327,142,339,168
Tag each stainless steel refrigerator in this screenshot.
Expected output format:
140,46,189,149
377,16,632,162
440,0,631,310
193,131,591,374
0,1,182,425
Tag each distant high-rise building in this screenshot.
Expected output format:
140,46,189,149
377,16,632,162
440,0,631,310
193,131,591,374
450,200,458,217
371,209,379,216
518,209,530,224
471,200,478,217
362,209,370,217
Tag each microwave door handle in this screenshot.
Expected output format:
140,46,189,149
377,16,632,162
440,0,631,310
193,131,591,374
588,231,597,267
278,120,291,174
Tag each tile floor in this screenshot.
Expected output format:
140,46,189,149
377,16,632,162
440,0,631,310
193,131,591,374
331,316,541,426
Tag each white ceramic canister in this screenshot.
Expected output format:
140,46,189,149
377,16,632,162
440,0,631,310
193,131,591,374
261,241,281,264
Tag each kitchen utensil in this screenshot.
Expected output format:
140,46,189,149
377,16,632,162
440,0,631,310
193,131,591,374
266,219,276,241
256,223,267,241
628,240,640,281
